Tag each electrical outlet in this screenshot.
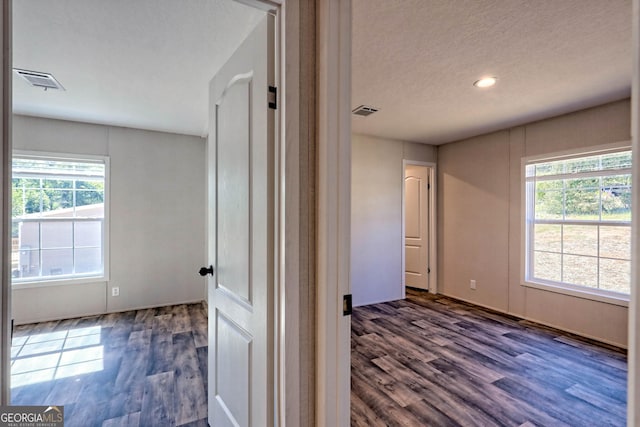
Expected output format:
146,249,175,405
112,287,120,297
470,279,476,290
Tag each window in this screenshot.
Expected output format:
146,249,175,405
12,153,108,285
523,146,632,302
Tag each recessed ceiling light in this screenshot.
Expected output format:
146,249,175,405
473,77,497,88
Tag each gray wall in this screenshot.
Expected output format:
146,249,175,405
351,134,436,306
12,115,206,323
438,99,630,347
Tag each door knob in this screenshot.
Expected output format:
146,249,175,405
199,265,214,276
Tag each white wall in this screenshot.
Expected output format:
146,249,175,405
351,134,436,306
11,115,206,323
438,99,630,347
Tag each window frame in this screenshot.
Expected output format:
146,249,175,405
11,150,110,289
520,141,631,307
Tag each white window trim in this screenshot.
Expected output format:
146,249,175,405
520,141,631,307
11,150,110,287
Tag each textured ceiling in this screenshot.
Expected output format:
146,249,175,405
13,0,263,137
14,1,633,143
352,0,632,145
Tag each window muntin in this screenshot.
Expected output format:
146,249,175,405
12,155,107,284
524,149,632,297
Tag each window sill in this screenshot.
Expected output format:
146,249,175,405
522,280,629,307
12,276,107,290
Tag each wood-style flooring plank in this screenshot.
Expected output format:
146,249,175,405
146,315,174,376
140,371,175,427
66,381,112,427
196,346,208,395
102,411,140,427
171,305,191,334
189,304,208,349
352,288,627,426
11,302,209,427
173,332,207,425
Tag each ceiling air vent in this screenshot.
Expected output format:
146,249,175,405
352,105,379,117
14,68,65,91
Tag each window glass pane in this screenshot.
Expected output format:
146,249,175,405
41,221,72,249
10,241,19,275
600,226,631,260
12,189,24,219
564,189,599,220
536,180,563,191
601,151,632,170
534,224,561,252
533,251,561,282
12,156,107,283
566,177,599,189
74,222,102,248
15,249,40,279
13,188,43,216
75,180,104,190
563,225,597,256
76,191,104,208
75,202,104,218
530,151,631,177
535,189,563,220
13,158,105,178
601,187,631,221
41,249,73,276
534,161,564,177
12,178,40,188
599,259,631,294
11,249,19,277
563,255,597,288
16,222,40,249
74,248,102,274
603,174,631,187
42,189,73,214
526,150,632,297
43,179,72,189
564,156,599,174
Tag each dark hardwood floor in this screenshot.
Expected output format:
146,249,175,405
351,288,628,427
11,291,628,426
10,303,208,427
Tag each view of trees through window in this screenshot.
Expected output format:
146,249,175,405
12,156,106,282
525,150,632,295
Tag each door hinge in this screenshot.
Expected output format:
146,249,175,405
427,183,431,190
268,86,277,110
343,294,353,316
428,267,431,274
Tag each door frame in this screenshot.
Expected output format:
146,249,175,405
236,1,322,425
239,2,353,424
629,0,640,424
0,0,11,406
401,160,437,296
316,0,352,426
0,1,325,422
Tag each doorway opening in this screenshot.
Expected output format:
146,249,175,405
5,2,276,426
402,161,436,296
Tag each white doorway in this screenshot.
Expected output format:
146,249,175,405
1,2,292,423
402,161,436,295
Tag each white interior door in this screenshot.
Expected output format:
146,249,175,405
404,164,429,290
206,14,275,427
